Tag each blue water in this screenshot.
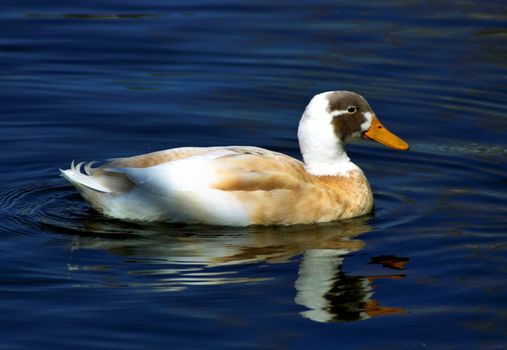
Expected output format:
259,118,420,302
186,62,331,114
1,0,507,348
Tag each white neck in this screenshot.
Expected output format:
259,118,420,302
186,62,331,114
297,93,360,176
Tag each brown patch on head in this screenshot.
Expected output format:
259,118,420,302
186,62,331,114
326,91,372,114
331,114,367,141
326,91,373,141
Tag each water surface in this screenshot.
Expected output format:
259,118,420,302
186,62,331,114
1,0,507,349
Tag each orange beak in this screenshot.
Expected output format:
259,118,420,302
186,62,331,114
363,115,409,150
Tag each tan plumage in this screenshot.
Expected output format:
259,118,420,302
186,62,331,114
61,91,408,226
209,148,373,224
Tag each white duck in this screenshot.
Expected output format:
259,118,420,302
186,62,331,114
61,91,409,226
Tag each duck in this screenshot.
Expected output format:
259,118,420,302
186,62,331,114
61,91,409,226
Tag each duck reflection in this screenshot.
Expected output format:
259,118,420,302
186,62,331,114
296,248,406,322
64,214,406,322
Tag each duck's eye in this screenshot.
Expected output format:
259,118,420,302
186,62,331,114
347,106,357,114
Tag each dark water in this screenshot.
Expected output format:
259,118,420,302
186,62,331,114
1,0,507,348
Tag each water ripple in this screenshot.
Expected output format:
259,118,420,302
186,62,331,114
0,179,142,239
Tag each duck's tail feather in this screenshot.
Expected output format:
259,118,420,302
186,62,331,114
60,161,112,193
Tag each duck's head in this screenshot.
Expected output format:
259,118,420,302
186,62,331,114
298,91,409,175
299,91,409,150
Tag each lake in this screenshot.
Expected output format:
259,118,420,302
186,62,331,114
1,0,507,349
